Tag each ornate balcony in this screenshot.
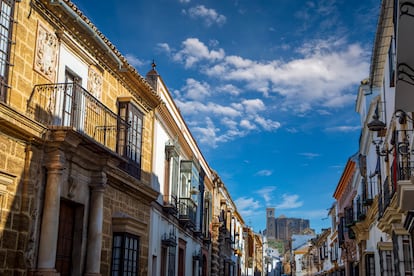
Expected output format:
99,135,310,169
28,83,123,149
362,177,376,206
161,232,177,247
392,129,414,211
396,1,414,111
163,194,178,215
178,197,196,228
27,83,140,178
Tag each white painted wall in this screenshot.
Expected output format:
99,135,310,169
58,44,89,85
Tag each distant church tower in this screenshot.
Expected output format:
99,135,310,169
266,207,276,239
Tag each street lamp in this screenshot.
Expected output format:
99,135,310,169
367,103,386,132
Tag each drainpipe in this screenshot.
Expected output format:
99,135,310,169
49,0,124,70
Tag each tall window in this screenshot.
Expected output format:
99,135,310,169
111,233,140,275
365,253,375,276
388,36,396,87
117,100,143,179
379,249,394,275
393,233,413,275
203,192,212,237
0,0,14,102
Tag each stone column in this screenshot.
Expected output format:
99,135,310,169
36,150,65,275
85,172,107,276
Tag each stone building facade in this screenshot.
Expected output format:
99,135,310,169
1,0,161,274
0,1,264,275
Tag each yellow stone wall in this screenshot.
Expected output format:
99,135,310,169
101,185,152,275
0,133,44,272
1,0,156,273
7,0,155,180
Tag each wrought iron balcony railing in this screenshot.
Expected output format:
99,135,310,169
163,194,178,215
178,197,196,227
27,83,126,152
356,196,366,221
383,176,392,210
393,129,414,181
344,206,355,227
27,83,144,179
363,177,377,205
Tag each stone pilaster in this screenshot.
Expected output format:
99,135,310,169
85,172,107,276
35,149,65,275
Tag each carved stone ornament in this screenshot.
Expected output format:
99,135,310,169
87,66,103,99
68,176,77,198
34,23,58,81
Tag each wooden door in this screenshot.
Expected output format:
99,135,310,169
55,200,75,276
178,248,184,276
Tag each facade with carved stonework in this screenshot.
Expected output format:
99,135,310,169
210,171,260,276
0,1,263,275
310,1,414,276
0,0,162,274
333,154,359,276
145,65,213,276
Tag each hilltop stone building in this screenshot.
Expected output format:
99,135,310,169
266,207,310,241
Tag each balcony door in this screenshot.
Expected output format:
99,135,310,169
62,70,83,130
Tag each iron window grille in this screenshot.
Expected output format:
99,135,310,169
0,0,14,103
365,253,376,276
111,232,140,275
117,100,143,179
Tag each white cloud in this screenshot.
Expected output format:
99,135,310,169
217,84,241,96
275,194,304,209
202,38,369,112
173,38,225,68
255,186,277,203
185,5,226,26
325,125,360,132
189,117,247,147
220,117,238,129
175,100,241,117
234,197,262,217
156,43,171,54
254,116,281,131
179,0,190,3
286,127,299,133
124,53,145,68
182,78,210,100
299,152,321,159
255,170,273,177
240,119,256,130
242,99,265,114
165,37,367,147
190,117,221,147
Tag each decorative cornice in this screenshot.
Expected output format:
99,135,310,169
107,164,159,203
0,102,46,143
398,63,414,86
400,2,414,18
352,221,369,243
377,194,404,234
377,241,393,251
32,0,162,111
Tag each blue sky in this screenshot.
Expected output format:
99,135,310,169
72,0,380,233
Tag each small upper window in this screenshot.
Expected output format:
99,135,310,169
0,0,15,102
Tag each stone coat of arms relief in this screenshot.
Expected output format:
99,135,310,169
34,23,58,82
87,66,103,100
